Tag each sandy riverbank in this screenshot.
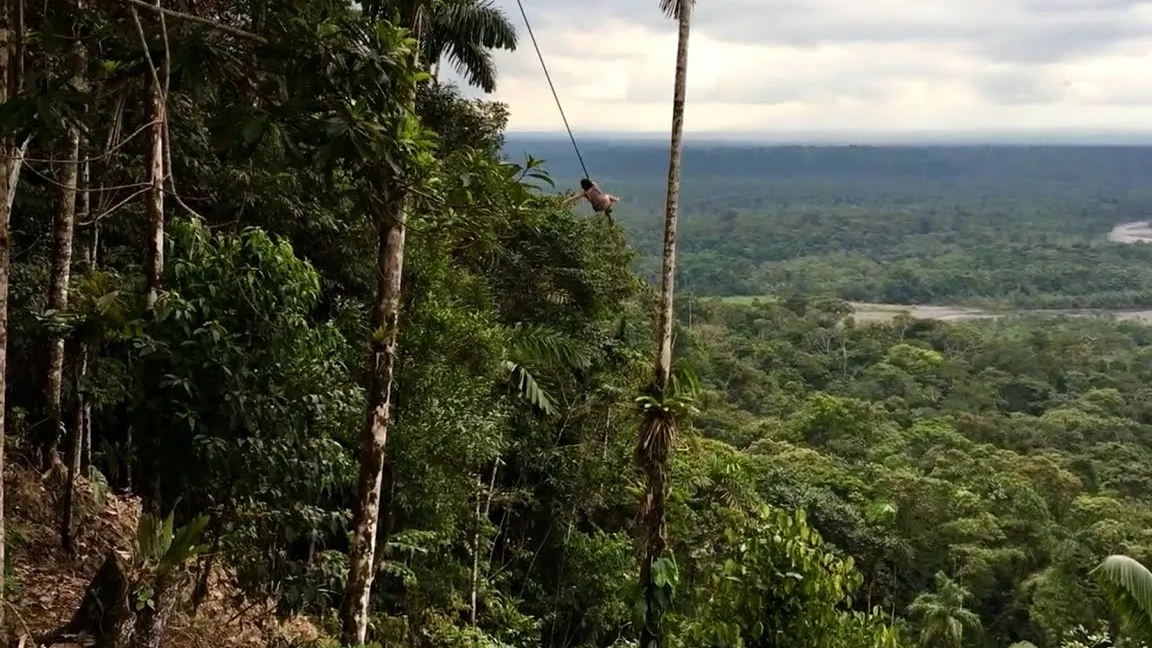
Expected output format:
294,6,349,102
848,221,1152,323
1108,221,1152,243
848,302,1152,324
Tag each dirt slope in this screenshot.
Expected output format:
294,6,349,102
4,454,324,648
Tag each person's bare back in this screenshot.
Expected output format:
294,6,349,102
579,178,620,217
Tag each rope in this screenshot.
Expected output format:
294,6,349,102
513,0,590,180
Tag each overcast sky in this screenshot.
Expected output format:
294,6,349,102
440,0,1152,137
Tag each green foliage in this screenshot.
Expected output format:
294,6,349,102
674,499,897,648
122,219,363,610
634,552,679,644
672,295,1152,648
136,510,211,575
906,572,982,648
1094,556,1152,641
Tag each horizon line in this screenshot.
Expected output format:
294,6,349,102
504,129,1152,146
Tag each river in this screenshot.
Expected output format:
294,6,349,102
848,221,1152,324
1108,221,1152,244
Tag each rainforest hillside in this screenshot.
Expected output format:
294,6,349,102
2,2,1151,648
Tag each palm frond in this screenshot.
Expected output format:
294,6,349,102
420,33,449,66
954,607,982,631
1093,555,1152,640
509,323,593,370
906,595,942,616
499,324,593,416
502,359,555,416
637,407,678,466
945,616,963,644
865,499,898,526
436,0,518,50
445,39,498,92
427,0,517,91
658,0,695,20
707,456,756,510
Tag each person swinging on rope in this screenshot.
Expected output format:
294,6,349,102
564,178,620,220
516,0,619,221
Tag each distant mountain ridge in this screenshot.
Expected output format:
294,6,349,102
505,131,1152,145
502,136,1152,198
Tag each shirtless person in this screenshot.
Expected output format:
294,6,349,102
564,178,620,220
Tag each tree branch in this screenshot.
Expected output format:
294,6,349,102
103,0,265,43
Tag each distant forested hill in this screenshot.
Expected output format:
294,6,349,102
503,137,1152,197
503,137,1152,309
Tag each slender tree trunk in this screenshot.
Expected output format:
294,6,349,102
42,12,86,471
126,425,133,489
92,92,124,275
0,0,26,632
340,193,411,645
190,538,218,612
638,4,691,648
339,9,425,639
82,137,92,267
470,462,498,625
61,344,86,552
0,13,8,638
637,459,668,648
80,401,91,474
80,143,93,476
654,4,689,391
143,74,165,308
470,473,483,626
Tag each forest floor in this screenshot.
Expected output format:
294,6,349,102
4,453,323,648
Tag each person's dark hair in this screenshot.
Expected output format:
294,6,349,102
580,178,593,191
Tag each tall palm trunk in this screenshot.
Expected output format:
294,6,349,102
42,8,86,471
655,4,689,388
638,2,691,647
339,19,421,643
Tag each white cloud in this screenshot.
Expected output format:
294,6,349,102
443,0,1152,135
